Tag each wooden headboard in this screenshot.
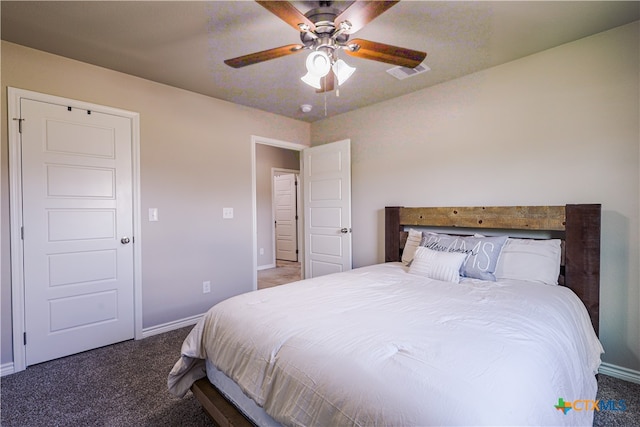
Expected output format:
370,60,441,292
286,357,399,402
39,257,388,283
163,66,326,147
385,205,601,335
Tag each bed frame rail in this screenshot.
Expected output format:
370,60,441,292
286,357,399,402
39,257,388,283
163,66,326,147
191,378,253,427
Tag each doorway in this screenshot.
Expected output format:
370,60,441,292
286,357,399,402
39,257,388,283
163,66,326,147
252,136,307,290
252,137,352,288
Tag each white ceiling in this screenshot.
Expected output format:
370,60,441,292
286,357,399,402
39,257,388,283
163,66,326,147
2,1,639,122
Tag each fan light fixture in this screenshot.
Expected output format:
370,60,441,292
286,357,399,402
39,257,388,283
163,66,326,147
301,50,355,89
224,2,427,95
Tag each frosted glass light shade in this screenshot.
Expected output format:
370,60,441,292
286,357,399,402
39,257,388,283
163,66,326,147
306,51,331,76
301,72,322,89
332,59,356,86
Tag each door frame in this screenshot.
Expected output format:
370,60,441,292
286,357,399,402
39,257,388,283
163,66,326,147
271,168,300,265
251,135,307,290
7,87,142,373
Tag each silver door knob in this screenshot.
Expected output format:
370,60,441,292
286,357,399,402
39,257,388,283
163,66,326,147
340,228,351,234
121,237,131,244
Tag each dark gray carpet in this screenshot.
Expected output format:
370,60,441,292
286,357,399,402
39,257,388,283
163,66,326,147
1,325,638,426
1,327,212,427
593,373,640,427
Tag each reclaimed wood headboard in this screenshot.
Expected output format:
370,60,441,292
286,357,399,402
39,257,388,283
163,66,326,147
385,205,601,335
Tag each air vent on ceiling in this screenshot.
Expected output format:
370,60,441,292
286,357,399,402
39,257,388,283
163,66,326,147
386,62,431,80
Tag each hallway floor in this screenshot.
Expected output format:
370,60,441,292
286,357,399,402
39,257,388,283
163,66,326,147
257,260,301,289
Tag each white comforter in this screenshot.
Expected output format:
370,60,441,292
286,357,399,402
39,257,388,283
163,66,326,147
168,262,603,426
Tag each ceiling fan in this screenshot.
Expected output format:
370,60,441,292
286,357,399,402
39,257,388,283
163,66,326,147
224,0,427,93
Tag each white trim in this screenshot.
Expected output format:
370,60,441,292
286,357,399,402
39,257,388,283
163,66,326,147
8,88,26,373
141,313,204,339
7,87,142,373
599,362,640,385
253,135,308,151
1,362,15,377
131,112,143,341
251,135,307,291
257,263,276,271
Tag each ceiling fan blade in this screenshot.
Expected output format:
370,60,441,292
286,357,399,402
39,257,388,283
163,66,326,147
334,0,399,34
224,44,305,68
256,1,316,32
316,71,335,93
344,39,426,68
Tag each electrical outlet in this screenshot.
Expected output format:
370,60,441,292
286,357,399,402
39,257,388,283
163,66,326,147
202,281,211,294
222,207,234,219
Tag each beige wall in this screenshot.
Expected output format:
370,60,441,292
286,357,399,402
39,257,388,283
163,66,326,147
255,144,300,268
0,41,310,365
311,22,640,372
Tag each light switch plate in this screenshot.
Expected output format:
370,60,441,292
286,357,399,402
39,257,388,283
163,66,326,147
149,208,158,222
223,207,234,219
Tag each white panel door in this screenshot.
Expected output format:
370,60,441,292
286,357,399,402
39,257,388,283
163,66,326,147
274,173,298,262
21,99,134,366
303,139,352,278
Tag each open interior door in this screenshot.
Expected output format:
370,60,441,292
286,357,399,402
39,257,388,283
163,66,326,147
303,139,352,278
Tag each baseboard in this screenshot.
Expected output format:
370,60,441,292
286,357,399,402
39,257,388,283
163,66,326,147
1,362,15,377
257,263,276,271
141,313,204,339
599,362,640,385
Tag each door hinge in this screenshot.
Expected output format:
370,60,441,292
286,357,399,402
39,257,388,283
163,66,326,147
23,332,27,345
21,226,24,240
296,249,299,254
12,118,25,133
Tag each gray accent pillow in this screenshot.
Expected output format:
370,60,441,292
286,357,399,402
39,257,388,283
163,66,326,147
421,233,508,281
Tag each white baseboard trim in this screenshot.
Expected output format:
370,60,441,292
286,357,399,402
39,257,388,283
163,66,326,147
599,362,640,384
1,362,15,377
257,263,276,271
141,313,204,339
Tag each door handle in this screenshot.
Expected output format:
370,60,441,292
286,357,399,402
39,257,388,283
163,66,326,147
340,228,352,234
121,237,131,244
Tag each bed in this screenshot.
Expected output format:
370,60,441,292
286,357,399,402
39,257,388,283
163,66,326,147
168,204,603,427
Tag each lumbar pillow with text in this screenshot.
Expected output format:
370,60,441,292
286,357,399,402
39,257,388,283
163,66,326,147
421,232,508,281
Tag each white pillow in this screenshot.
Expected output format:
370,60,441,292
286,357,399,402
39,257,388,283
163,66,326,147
409,247,467,283
401,229,423,265
494,238,562,285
